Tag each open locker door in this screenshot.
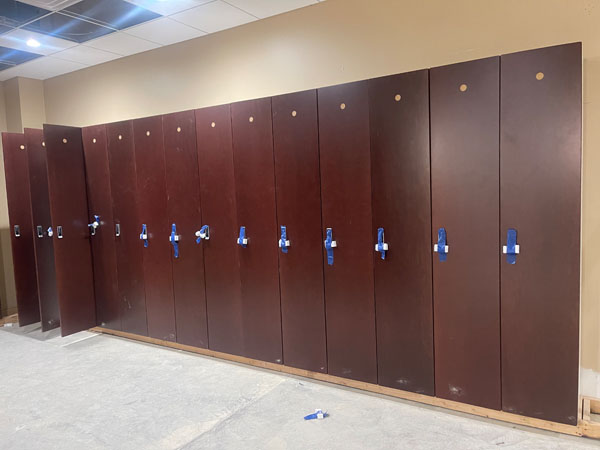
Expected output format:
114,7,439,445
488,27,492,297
44,124,96,336
24,128,60,331
1,132,40,326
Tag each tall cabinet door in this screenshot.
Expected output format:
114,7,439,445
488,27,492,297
430,58,501,409
500,43,581,425
43,124,96,336
272,90,327,373
24,128,59,331
82,125,120,330
369,70,434,394
1,132,40,326
133,116,176,342
163,111,208,348
318,81,377,384
106,121,148,336
195,105,243,356
231,98,282,364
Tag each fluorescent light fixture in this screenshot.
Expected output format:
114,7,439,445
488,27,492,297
26,38,41,48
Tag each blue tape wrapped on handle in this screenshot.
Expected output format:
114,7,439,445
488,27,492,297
280,226,289,253
506,228,517,264
196,225,209,244
140,224,148,248
376,227,386,260
237,226,247,248
324,228,335,266
170,223,179,258
437,227,447,262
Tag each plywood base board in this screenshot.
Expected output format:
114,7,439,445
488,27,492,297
91,327,585,438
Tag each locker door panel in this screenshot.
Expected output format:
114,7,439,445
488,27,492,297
24,128,60,331
368,70,434,394
106,121,148,336
163,110,208,348
430,58,501,409
500,43,581,425
272,90,327,373
231,98,282,363
43,124,96,336
1,132,40,326
318,81,377,384
195,105,244,356
82,125,120,330
133,116,176,341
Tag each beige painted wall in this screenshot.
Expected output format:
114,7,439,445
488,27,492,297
2,0,599,382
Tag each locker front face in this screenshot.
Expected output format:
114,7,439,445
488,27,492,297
106,121,148,336
82,125,120,330
163,110,208,348
1,132,40,327
231,98,282,363
133,116,176,342
195,105,243,356
500,43,581,425
368,70,434,394
43,124,96,336
318,81,377,384
272,90,327,374
430,58,501,409
24,128,60,331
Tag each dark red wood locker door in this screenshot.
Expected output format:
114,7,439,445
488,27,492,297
272,90,327,373
231,98,282,364
163,110,208,348
500,43,581,425
430,58,501,409
82,125,120,330
43,124,96,336
24,128,60,331
133,116,176,341
1,132,40,326
368,70,434,394
106,121,148,336
195,105,244,356
318,81,377,384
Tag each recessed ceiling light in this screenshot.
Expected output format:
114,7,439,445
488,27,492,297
26,39,41,48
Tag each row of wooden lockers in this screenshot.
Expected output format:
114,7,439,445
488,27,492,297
1,43,581,425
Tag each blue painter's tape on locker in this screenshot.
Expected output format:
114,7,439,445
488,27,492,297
437,227,447,262
506,228,518,264
169,223,179,258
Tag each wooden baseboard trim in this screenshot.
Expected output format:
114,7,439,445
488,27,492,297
91,327,583,437
0,313,18,326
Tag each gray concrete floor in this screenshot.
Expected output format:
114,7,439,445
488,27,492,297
1,324,599,450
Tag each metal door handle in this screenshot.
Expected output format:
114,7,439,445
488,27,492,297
375,227,388,259
115,223,121,237
433,227,448,261
169,223,180,258
47,227,53,237
195,225,209,243
324,228,337,265
57,226,63,239
503,228,520,264
279,226,290,253
237,226,248,247
37,225,43,238
14,225,20,238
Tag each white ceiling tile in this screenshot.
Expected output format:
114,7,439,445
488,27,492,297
0,29,77,56
224,0,317,19
0,56,87,80
84,32,161,56
123,0,212,16
52,45,123,66
125,17,206,46
171,1,256,34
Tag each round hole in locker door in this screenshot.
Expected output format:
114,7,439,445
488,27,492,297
20,145,25,150
92,138,97,144
291,110,297,117
63,138,68,144
177,127,181,133
42,141,45,147
536,72,544,80
118,135,122,140
146,131,150,137
249,116,254,123
394,94,401,102
340,103,346,110
459,84,468,92
211,122,216,128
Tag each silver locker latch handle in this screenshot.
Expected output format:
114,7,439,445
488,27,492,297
115,223,121,237
37,225,43,238
57,226,63,239
14,225,20,238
